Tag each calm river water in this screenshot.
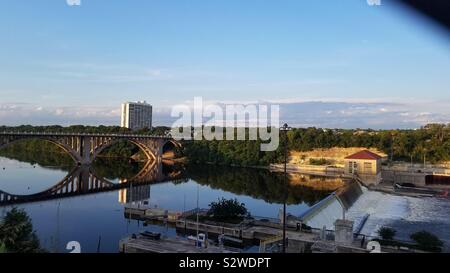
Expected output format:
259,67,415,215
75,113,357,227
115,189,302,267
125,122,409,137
0,155,342,253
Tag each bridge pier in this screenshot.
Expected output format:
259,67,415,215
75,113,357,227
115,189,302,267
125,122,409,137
80,136,93,165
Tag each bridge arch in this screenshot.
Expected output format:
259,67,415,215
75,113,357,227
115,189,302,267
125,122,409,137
0,160,181,205
0,137,82,164
0,166,115,204
161,139,181,159
0,133,180,165
92,139,157,163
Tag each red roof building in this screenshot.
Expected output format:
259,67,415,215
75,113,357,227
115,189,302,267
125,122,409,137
344,150,383,180
344,150,382,161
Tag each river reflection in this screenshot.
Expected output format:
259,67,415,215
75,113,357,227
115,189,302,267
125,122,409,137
0,160,185,206
185,165,340,206
0,155,344,253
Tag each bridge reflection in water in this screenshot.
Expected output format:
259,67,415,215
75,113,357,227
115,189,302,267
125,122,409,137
0,160,184,206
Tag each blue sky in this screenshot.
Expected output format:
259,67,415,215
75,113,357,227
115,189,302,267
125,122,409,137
0,0,449,128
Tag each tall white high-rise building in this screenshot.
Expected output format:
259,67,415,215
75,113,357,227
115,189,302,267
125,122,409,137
121,101,153,130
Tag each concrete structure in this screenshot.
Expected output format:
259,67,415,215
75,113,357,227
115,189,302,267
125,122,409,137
344,150,383,185
0,132,179,166
382,170,426,186
121,101,153,130
334,219,354,246
298,194,345,230
298,182,364,231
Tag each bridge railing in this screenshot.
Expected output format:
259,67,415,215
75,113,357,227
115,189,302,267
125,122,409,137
0,131,172,139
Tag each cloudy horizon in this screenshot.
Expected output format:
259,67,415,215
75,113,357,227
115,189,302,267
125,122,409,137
1,97,449,130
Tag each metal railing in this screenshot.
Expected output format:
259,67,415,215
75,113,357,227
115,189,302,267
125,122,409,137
0,131,173,139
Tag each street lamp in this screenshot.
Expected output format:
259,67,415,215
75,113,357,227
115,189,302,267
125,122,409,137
280,123,291,253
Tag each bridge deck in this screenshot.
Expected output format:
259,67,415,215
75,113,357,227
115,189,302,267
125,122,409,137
0,132,172,139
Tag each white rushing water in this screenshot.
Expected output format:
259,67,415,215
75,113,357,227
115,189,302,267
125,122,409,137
346,188,450,251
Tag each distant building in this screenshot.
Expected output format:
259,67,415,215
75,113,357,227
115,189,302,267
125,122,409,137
121,101,153,130
344,150,383,185
345,150,382,175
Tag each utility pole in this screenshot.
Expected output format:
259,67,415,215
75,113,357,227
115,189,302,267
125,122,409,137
280,123,291,253
423,148,427,168
55,201,60,253
196,183,200,248
390,133,395,164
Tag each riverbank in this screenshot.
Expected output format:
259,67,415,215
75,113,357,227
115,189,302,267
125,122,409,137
270,163,345,177
193,161,342,177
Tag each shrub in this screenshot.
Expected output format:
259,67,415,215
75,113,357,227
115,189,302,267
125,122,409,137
410,231,443,253
207,198,249,222
309,158,331,166
0,243,6,253
377,227,397,241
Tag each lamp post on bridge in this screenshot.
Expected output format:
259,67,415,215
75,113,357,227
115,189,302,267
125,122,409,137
280,123,291,253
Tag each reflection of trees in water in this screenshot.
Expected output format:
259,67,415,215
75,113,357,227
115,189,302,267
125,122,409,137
0,140,74,172
93,158,144,180
185,165,334,206
1,143,336,206
0,143,145,182
162,163,186,179
287,173,345,190
0,162,189,206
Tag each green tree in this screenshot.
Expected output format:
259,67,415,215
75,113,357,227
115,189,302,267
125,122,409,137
410,231,444,253
2,123,450,165
207,198,250,222
0,243,6,253
0,208,44,253
377,227,396,241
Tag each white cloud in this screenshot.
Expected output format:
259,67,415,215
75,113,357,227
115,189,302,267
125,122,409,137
0,98,449,129
38,61,170,83
147,69,162,77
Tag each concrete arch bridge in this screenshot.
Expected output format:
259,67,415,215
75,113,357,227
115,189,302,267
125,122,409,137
0,132,181,165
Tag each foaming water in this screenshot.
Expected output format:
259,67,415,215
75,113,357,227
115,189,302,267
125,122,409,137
346,189,450,251
299,181,450,252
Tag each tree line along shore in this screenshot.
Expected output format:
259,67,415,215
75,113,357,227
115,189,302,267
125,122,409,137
1,123,449,167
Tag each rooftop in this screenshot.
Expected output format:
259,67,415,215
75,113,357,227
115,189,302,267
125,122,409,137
345,150,382,160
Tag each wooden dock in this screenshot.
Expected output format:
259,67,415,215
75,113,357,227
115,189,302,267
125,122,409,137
124,206,318,242
121,206,369,253
119,236,238,253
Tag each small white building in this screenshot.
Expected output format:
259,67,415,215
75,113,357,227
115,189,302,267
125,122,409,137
344,150,383,185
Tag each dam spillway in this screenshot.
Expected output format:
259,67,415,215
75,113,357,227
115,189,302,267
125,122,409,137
298,180,364,231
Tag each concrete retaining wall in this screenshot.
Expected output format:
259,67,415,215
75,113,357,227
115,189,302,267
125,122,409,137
382,170,426,186
270,164,344,175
